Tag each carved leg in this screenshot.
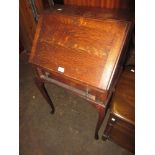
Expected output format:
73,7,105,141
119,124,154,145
34,77,55,114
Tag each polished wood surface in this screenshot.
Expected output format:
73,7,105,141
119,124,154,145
104,114,135,152
35,0,44,14
103,67,135,152
19,0,44,51
64,0,134,9
29,6,132,93
20,0,36,51
29,5,133,139
111,67,135,124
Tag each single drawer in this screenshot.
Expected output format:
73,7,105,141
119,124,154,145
35,66,108,105
103,114,135,152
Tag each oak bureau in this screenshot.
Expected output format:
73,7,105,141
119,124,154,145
29,5,133,139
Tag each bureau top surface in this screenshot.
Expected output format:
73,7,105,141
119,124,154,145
29,5,132,91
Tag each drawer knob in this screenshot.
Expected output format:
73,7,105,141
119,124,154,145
111,118,116,122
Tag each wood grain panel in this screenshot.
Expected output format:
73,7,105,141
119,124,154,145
111,67,135,124
64,0,134,9
103,68,135,152
35,0,44,14
30,9,131,91
19,0,44,51
19,0,36,51
104,114,135,152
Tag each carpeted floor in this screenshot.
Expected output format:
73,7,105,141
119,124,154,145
19,53,134,155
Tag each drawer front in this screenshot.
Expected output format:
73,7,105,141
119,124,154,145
104,114,135,152
35,66,108,105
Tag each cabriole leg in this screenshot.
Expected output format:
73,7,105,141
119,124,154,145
94,106,105,139
34,77,55,114
88,100,105,140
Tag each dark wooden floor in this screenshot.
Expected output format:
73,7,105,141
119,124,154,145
19,53,134,155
